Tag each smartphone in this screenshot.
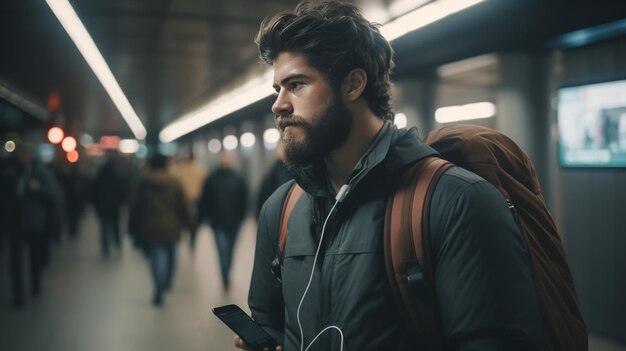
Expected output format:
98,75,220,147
212,304,279,351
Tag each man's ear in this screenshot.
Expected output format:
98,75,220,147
343,68,367,102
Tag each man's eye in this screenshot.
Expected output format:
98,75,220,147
289,82,303,91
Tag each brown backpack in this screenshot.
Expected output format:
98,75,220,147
277,124,587,350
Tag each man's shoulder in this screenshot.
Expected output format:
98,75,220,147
257,180,298,244
430,165,504,218
259,180,297,219
440,165,485,187
420,164,526,285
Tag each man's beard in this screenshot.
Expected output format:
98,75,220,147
277,93,353,168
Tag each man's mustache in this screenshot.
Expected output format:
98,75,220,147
276,115,307,131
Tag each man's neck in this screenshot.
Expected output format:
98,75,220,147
324,112,384,193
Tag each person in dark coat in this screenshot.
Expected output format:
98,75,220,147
1,154,22,306
6,145,63,308
128,153,192,306
255,147,293,219
0,156,15,258
198,152,248,290
57,162,90,240
236,1,545,350
92,153,128,258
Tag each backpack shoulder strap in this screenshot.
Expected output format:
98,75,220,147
384,156,452,345
278,182,304,260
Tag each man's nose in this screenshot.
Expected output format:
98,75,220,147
271,91,292,117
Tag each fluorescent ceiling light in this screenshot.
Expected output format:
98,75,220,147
223,135,239,150
240,132,256,148
394,113,408,128
159,0,485,143
45,0,147,140
389,0,430,18
159,70,274,143
381,0,484,41
437,54,497,77
552,18,626,49
208,139,222,154
435,102,495,123
119,139,140,154
4,141,16,153
362,3,391,25
263,128,280,144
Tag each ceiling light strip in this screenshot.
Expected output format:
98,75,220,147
159,0,485,143
159,70,274,143
45,0,147,140
381,0,483,40
435,101,495,123
437,53,497,78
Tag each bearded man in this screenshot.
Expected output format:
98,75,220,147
237,1,545,350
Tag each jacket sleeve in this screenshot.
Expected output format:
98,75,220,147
430,178,545,351
197,176,210,223
127,180,143,238
237,174,248,225
176,181,194,232
248,182,293,344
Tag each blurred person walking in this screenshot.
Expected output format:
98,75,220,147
256,146,292,218
92,152,128,258
170,152,206,251
128,153,193,306
57,163,90,240
0,156,15,257
6,145,63,308
198,152,248,291
1,154,21,304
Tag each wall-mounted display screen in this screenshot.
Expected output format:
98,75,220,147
558,79,626,167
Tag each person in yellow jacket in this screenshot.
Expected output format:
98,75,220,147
170,152,206,250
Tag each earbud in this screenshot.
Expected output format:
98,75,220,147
335,184,350,203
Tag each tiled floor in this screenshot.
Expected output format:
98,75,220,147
1,208,624,351
0,208,252,351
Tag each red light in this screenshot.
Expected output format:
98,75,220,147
62,136,77,152
67,150,79,163
47,93,60,113
48,127,64,144
100,135,120,149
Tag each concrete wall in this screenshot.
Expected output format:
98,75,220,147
551,37,626,343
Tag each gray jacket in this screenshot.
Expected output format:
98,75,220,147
249,122,545,350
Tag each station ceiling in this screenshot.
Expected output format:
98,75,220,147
1,0,625,142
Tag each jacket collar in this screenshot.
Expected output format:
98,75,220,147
292,121,439,198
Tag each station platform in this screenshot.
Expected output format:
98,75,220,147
1,207,624,351
0,207,251,350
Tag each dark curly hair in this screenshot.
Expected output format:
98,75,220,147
255,0,395,120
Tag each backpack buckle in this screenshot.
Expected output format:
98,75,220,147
506,199,520,224
406,260,426,294
271,256,282,284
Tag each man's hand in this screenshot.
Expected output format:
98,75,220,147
233,335,283,351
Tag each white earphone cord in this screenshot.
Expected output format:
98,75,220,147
296,185,350,351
